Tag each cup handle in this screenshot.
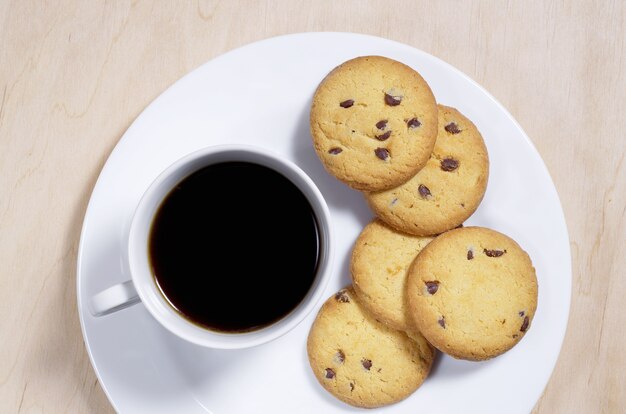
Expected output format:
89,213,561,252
90,280,141,316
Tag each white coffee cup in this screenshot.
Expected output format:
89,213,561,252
90,145,333,349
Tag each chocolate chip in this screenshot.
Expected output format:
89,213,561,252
384,93,402,106
328,147,342,155
407,118,421,128
390,198,398,206
375,130,391,141
340,99,354,108
444,122,461,134
350,382,355,392
375,120,388,130
418,184,431,198
335,289,350,303
325,368,335,379
520,316,530,332
440,158,459,172
361,359,372,370
519,311,525,317
425,281,439,295
438,317,446,329
335,350,345,364
374,148,389,160
467,249,474,260
484,249,506,257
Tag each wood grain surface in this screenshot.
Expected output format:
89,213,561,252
1,1,624,412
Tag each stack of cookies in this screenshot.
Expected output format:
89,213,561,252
306,56,538,408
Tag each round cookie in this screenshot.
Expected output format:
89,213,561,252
351,219,433,331
307,287,434,408
406,227,538,361
366,105,489,236
310,56,438,191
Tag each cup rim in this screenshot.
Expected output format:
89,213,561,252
127,144,333,349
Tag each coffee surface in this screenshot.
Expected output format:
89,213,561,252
149,161,320,332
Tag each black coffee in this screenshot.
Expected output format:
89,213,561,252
149,161,320,333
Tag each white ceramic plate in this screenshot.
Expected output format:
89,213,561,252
77,32,571,413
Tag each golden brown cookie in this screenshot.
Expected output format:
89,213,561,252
351,219,433,331
406,227,538,361
307,287,434,408
366,105,489,235
310,56,438,191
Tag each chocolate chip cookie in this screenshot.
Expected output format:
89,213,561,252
310,56,438,191
307,287,434,408
351,219,433,331
366,105,489,235
406,227,538,361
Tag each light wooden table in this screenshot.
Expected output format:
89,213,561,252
1,1,624,412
